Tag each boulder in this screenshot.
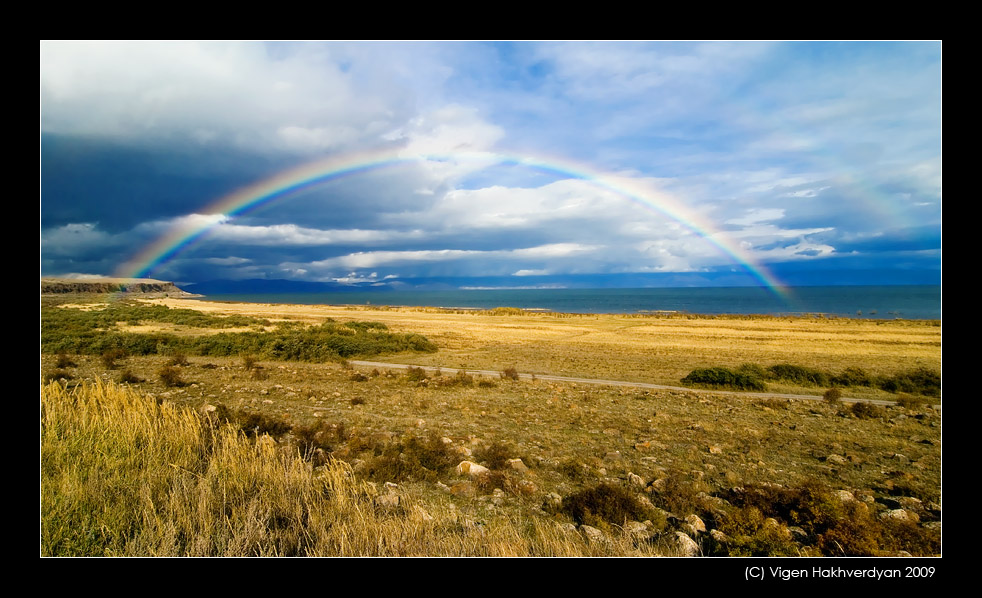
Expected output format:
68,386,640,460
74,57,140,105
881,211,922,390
455,461,490,478
674,532,700,557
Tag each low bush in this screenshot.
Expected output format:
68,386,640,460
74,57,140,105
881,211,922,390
101,349,127,369
119,370,144,384
406,366,428,382
880,368,941,397
55,354,77,369
167,353,189,367
361,433,458,483
562,483,657,529
44,369,73,383
235,410,292,438
681,367,766,391
850,401,884,419
158,366,186,387
476,440,514,471
500,367,520,381
767,364,829,387
831,367,874,387
823,388,842,406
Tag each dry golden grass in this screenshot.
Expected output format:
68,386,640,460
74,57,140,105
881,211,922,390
42,298,941,556
42,380,663,556
150,298,940,398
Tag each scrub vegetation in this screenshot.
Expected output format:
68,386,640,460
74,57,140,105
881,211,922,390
41,297,941,557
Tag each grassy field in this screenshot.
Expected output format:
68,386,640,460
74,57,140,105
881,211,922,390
40,297,941,556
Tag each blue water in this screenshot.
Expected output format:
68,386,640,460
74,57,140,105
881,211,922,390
197,285,941,320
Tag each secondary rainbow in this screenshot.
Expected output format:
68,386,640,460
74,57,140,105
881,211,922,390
115,149,790,299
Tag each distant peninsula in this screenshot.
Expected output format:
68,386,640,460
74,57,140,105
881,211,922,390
41,277,201,298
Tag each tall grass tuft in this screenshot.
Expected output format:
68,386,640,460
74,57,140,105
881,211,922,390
41,381,658,556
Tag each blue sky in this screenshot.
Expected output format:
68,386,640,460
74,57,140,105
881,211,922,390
40,41,941,290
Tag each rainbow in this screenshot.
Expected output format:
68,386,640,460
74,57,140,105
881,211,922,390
114,149,790,299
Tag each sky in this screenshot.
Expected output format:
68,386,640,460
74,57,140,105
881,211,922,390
40,41,942,291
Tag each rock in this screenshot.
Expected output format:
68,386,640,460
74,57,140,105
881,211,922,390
507,458,529,473
674,532,700,557
627,472,645,487
456,461,491,477
543,492,563,510
825,454,847,465
709,529,729,544
622,520,648,537
684,514,707,535
374,493,400,509
580,525,608,545
834,490,856,503
709,445,723,455
604,450,622,462
879,509,910,521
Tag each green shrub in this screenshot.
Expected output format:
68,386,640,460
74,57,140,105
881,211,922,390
823,388,842,406
681,367,766,391
880,368,941,397
767,364,829,387
362,433,458,483
831,367,873,388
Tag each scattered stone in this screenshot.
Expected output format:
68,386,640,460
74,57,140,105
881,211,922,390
543,492,563,510
507,458,529,473
456,461,491,478
709,445,723,455
435,481,452,493
879,509,910,521
684,514,707,535
834,490,856,503
604,450,622,462
825,454,847,465
627,472,645,487
374,493,400,509
674,531,700,557
580,525,608,545
603,428,621,436
622,520,648,537
709,529,729,544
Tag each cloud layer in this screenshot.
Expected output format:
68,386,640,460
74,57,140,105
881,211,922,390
41,41,942,288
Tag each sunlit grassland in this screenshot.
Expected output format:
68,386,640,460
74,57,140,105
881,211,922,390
41,298,941,556
41,380,656,556
150,298,940,399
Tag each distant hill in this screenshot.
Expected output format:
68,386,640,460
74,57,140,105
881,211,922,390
41,277,201,297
